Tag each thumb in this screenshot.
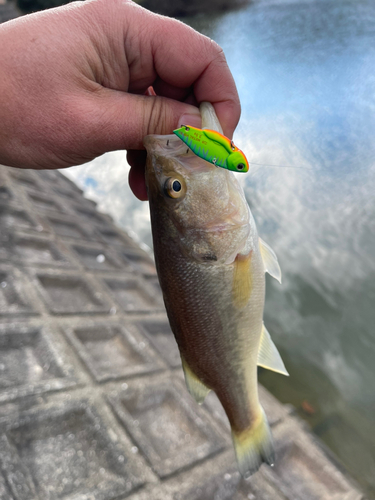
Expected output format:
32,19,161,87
91,90,202,152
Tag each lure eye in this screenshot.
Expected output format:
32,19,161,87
237,163,246,171
165,177,184,199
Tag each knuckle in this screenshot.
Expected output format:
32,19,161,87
146,97,168,136
204,36,226,63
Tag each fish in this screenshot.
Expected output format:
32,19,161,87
173,124,249,172
144,102,288,476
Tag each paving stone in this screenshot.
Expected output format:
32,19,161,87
102,277,162,313
263,417,364,500
70,204,108,225
43,214,92,240
135,318,182,368
0,185,14,203
173,371,290,434
81,197,98,209
12,233,73,268
0,234,10,263
34,169,60,182
119,249,157,276
45,170,83,194
174,466,286,500
129,449,287,500
0,400,145,500
50,185,79,201
144,275,163,296
0,204,43,233
96,226,140,248
32,272,111,315
0,323,76,404
59,174,84,194
108,377,226,478
26,189,65,213
0,265,36,316
7,168,40,190
258,385,292,427
63,322,164,383
0,434,38,500
0,471,13,500
70,243,123,272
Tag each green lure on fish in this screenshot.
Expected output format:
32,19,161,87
173,125,249,173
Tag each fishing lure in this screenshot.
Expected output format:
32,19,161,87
173,125,249,173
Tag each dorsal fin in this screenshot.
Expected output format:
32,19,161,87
257,324,289,376
259,237,282,283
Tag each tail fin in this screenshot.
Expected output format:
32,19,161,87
231,408,275,477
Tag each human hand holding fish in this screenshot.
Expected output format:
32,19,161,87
145,102,289,477
0,0,240,198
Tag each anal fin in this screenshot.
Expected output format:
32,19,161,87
181,357,210,404
257,324,289,376
259,237,282,283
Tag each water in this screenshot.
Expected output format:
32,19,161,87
64,0,375,495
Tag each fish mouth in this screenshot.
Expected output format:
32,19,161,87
144,134,191,158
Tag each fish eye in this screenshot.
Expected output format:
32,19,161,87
237,163,245,171
164,177,184,199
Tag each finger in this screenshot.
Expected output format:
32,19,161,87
89,90,202,151
145,86,156,96
127,149,147,169
152,78,192,102
128,150,148,201
146,81,198,108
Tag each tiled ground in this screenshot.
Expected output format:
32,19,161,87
0,164,365,500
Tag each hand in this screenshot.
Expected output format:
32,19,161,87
0,0,240,199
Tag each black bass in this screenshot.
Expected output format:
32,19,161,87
144,102,288,476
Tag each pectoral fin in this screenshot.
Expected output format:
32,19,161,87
257,324,289,376
259,237,282,283
181,357,210,404
232,251,253,309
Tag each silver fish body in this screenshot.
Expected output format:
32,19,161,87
144,103,287,475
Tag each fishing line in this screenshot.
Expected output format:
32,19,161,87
247,162,315,170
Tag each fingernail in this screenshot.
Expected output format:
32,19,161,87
178,112,202,129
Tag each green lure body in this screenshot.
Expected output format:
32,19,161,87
173,125,249,173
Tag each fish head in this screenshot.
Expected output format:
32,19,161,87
144,134,251,264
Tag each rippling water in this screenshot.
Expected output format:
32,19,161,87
64,0,375,495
